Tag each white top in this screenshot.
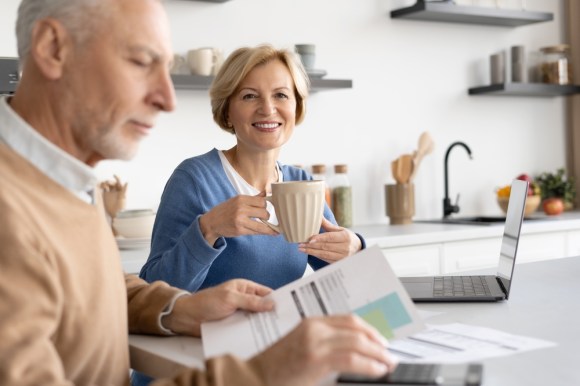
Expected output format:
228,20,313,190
218,150,283,225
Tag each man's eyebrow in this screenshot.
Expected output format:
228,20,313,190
127,45,162,61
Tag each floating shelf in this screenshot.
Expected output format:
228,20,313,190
171,74,353,93
390,1,553,27
468,83,580,97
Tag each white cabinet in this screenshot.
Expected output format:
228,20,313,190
378,225,580,276
442,238,501,273
120,249,149,274
565,230,580,257
380,245,441,276
518,232,567,263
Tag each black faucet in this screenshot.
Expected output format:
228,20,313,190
443,141,473,218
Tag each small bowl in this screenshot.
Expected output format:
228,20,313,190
113,211,155,238
497,195,540,217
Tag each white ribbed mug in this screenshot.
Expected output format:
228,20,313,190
187,47,219,76
261,180,325,243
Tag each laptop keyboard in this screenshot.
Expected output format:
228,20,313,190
433,276,493,297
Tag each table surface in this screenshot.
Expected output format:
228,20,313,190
129,256,580,385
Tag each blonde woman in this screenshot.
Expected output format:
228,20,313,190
140,45,365,293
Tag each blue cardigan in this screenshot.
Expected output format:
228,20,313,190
140,148,366,292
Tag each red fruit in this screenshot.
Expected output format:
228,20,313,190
527,186,534,196
542,197,564,216
516,173,532,182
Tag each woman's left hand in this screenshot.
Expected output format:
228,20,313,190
298,218,362,263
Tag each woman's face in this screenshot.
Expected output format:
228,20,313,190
227,59,297,154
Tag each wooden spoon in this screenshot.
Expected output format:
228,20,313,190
410,132,434,181
398,154,414,184
391,158,404,184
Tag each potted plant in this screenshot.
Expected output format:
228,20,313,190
535,168,576,215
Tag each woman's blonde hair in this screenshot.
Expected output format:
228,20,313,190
209,44,310,134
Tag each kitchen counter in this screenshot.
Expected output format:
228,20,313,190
120,211,580,274
351,211,580,248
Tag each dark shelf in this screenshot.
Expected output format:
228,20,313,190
0,57,19,95
468,83,580,97
171,74,214,90
390,1,553,27
171,74,353,93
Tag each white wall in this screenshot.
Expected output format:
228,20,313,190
0,0,567,226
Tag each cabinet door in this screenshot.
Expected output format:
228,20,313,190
518,232,566,263
442,238,501,274
120,249,149,275
381,245,441,276
565,230,580,257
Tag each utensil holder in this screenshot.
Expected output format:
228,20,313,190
385,183,415,225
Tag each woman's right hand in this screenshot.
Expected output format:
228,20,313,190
199,193,279,246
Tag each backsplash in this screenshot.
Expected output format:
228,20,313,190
0,0,568,225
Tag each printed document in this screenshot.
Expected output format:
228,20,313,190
201,246,425,359
390,323,556,363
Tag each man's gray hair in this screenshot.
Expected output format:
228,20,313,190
16,0,106,63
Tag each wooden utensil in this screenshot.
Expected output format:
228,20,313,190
100,175,128,236
410,131,434,181
398,154,414,184
391,159,404,184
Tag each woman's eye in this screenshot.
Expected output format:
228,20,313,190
242,94,257,100
275,92,289,99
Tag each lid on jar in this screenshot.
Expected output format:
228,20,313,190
540,44,570,54
311,164,326,174
334,164,348,173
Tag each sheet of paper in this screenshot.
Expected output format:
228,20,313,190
201,246,425,359
389,323,556,363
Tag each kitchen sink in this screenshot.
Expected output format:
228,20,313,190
415,216,546,226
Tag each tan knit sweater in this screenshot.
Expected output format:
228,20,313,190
0,143,265,386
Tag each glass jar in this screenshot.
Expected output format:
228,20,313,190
539,44,572,85
311,164,332,208
330,164,352,228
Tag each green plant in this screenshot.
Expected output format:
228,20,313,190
535,168,576,205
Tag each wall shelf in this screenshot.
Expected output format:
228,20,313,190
468,83,580,97
390,0,553,27
171,74,353,93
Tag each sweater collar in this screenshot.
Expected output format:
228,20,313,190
0,97,97,204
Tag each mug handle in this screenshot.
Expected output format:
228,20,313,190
259,196,281,234
211,48,225,76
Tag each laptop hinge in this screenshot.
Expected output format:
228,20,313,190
496,277,508,297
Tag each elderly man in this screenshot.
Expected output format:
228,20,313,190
0,0,396,385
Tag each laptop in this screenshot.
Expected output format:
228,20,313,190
400,179,528,302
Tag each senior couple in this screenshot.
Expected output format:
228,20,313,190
0,1,398,385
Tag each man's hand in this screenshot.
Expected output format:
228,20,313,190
249,315,397,386
162,279,274,336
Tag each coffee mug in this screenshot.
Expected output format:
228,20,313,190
261,180,325,243
187,47,220,76
294,44,316,70
170,54,188,75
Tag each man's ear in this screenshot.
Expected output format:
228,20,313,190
29,18,72,80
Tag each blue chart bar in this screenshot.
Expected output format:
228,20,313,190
354,292,412,339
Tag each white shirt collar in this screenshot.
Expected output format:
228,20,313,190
0,97,97,204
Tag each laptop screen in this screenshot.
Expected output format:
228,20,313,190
496,179,527,298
